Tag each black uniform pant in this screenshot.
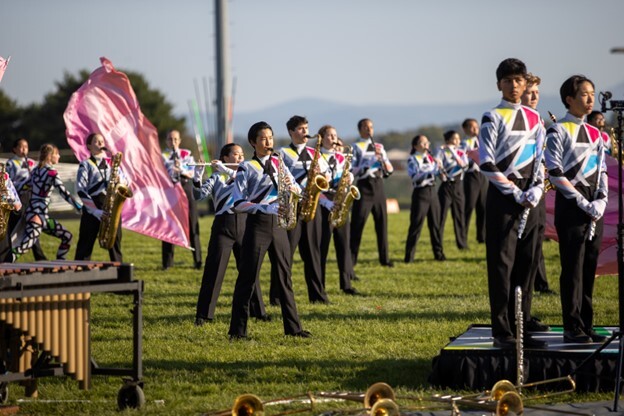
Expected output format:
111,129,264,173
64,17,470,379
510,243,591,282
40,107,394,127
439,180,468,249
195,213,266,320
405,185,444,262
74,207,122,262
464,171,487,243
162,179,202,268
486,184,538,340
271,205,328,303
350,177,390,265
229,213,302,337
320,207,355,291
531,199,549,292
555,190,602,333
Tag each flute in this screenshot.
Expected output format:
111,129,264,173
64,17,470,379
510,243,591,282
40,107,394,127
187,162,241,167
369,136,390,177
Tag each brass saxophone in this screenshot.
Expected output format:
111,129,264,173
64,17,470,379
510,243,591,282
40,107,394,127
329,147,360,228
0,163,17,240
299,135,329,222
610,127,621,161
276,152,301,230
98,152,134,249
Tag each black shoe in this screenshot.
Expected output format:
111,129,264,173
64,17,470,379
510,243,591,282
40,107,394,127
524,334,548,349
563,328,592,344
270,299,281,307
381,261,394,268
493,336,516,349
351,275,361,282
194,262,203,270
435,254,447,261
194,317,212,326
255,314,272,322
404,258,413,263
342,288,360,296
311,299,331,305
537,288,557,295
525,317,550,332
287,330,312,338
587,330,608,343
228,334,248,341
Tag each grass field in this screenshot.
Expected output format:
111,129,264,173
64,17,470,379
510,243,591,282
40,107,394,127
5,210,620,415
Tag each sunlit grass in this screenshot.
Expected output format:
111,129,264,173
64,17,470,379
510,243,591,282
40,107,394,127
7,210,619,414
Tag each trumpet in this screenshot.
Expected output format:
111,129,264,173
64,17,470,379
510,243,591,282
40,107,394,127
205,392,317,416
317,382,396,408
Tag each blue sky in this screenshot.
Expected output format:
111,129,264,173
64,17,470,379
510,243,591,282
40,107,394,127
1,0,623,119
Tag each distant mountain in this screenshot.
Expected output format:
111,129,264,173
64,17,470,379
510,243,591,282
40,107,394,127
223,80,624,139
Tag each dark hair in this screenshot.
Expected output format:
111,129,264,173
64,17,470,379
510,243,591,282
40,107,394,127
86,133,100,146
219,143,241,162
247,121,272,145
317,124,335,138
410,135,426,155
443,130,459,143
461,118,477,129
496,58,527,82
357,118,372,131
286,115,308,132
12,138,27,151
559,75,594,109
38,143,57,167
587,110,604,124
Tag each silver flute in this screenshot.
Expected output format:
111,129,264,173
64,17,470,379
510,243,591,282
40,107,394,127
515,286,524,393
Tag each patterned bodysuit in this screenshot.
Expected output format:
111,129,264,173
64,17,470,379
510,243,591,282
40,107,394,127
12,164,81,261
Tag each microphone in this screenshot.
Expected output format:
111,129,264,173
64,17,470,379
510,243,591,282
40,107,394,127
600,91,612,113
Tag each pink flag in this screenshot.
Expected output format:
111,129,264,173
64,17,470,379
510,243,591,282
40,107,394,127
545,155,622,276
64,57,190,248
0,56,10,84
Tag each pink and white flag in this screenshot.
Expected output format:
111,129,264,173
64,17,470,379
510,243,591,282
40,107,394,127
64,57,190,248
545,155,622,276
0,56,10,84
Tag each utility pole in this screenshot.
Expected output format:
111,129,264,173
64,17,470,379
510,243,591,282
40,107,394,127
215,0,232,151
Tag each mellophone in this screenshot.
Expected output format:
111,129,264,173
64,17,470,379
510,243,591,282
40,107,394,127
0,260,144,409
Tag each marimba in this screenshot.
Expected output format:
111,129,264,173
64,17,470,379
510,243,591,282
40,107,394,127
0,260,144,409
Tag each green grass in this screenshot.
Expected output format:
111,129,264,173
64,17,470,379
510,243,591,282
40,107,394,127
6,210,620,414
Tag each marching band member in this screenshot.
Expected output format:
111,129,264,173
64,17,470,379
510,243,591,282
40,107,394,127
436,130,469,250
0,166,22,262
161,130,202,270
6,138,47,260
318,125,359,295
479,58,546,349
520,73,554,335
193,143,270,325
545,75,608,344
272,115,330,304
460,119,487,244
11,144,81,262
404,135,446,262
75,133,127,262
228,121,310,339
350,118,394,267
587,110,612,155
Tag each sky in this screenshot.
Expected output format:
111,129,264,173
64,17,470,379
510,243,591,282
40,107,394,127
1,0,623,123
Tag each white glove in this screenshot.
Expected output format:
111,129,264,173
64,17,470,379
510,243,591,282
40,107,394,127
523,186,543,208
346,172,354,185
512,187,525,205
266,203,279,215
590,199,607,220
319,198,334,211
193,165,205,182
577,198,596,218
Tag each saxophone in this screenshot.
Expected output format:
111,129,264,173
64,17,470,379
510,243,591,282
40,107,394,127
299,135,329,222
329,147,360,228
98,152,134,249
276,152,301,230
0,163,17,240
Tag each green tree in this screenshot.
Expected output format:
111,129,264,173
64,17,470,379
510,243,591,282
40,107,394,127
0,89,24,151
18,69,186,152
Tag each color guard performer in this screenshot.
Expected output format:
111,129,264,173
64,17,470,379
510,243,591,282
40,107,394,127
436,130,469,250
404,135,446,262
350,118,394,267
5,138,47,260
460,119,487,244
228,121,310,339
11,144,81,262
193,143,270,325
75,133,127,262
479,58,546,349
545,75,608,344
318,125,359,295
272,115,330,304
162,130,202,270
